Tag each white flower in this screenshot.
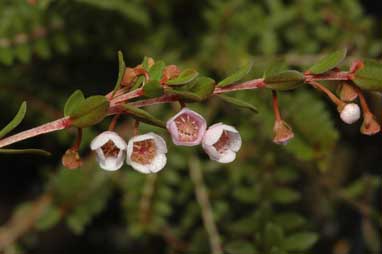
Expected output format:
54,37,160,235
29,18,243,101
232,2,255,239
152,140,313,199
90,131,127,171
126,132,168,174
202,123,242,163
340,103,361,124
166,108,207,146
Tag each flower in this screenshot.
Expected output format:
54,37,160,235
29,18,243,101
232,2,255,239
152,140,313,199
339,103,361,124
202,123,242,163
62,148,82,170
361,112,381,135
166,108,207,146
273,120,294,145
90,131,127,171
126,132,167,174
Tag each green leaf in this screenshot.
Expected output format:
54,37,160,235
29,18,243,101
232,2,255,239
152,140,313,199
0,101,27,139
0,149,51,156
123,104,165,128
70,96,109,128
282,232,318,251
353,59,382,91
274,213,306,230
111,50,126,97
36,205,61,231
271,187,300,204
166,76,215,102
263,60,288,79
264,70,305,90
308,48,347,74
64,90,85,116
218,95,258,113
166,68,199,86
143,80,163,98
148,60,165,81
217,61,253,87
265,223,284,249
225,241,257,254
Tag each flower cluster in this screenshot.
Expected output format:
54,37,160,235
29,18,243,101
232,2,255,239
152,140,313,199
90,108,241,173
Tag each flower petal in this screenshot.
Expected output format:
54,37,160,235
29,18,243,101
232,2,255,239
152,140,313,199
150,154,167,173
216,150,236,163
203,123,224,146
90,131,127,150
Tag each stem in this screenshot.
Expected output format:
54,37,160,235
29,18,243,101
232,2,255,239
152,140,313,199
108,114,120,131
0,71,353,148
354,86,371,114
189,157,223,254
272,90,282,121
308,80,345,109
0,117,71,148
72,128,82,150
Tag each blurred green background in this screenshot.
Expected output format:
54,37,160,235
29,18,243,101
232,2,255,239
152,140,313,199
0,0,381,253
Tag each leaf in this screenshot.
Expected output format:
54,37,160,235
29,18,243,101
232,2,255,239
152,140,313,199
64,90,85,116
271,187,300,204
166,76,215,102
36,205,61,231
123,104,165,128
308,48,347,74
265,223,284,249
166,68,199,86
274,213,306,230
143,80,163,98
218,94,258,113
264,70,305,90
0,149,51,156
0,101,27,139
353,59,382,91
111,50,126,97
263,61,288,79
148,60,165,81
70,96,109,128
217,61,253,87
282,232,318,251
225,241,257,254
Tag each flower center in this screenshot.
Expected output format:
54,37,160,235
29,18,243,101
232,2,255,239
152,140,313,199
131,139,157,165
213,131,230,153
101,140,120,158
174,114,200,142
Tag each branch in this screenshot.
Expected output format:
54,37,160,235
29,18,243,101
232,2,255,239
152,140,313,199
0,71,352,148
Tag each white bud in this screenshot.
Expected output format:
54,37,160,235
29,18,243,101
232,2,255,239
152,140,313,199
340,103,361,124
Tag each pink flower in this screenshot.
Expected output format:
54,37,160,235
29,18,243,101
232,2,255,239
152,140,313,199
202,123,242,163
126,132,167,174
90,131,127,171
166,108,207,146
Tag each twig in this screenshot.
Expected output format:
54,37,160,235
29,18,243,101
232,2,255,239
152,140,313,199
188,157,223,254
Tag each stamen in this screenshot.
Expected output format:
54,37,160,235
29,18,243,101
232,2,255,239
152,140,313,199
174,114,200,142
213,131,230,153
131,139,157,165
101,140,120,157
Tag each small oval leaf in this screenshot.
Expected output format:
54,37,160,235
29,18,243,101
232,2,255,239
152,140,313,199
0,148,51,156
71,96,109,128
353,59,382,91
0,101,27,139
264,70,305,90
123,104,165,128
218,95,258,113
111,50,126,97
217,62,253,87
148,60,165,81
308,48,347,74
282,232,318,251
64,90,85,117
166,68,199,86
143,80,163,98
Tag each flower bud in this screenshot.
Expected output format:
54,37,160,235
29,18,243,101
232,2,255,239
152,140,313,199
90,131,127,171
166,108,207,146
126,132,167,174
361,112,381,135
162,65,180,81
62,148,82,170
339,103,361,124
202,123,242,163
273,120,294,145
